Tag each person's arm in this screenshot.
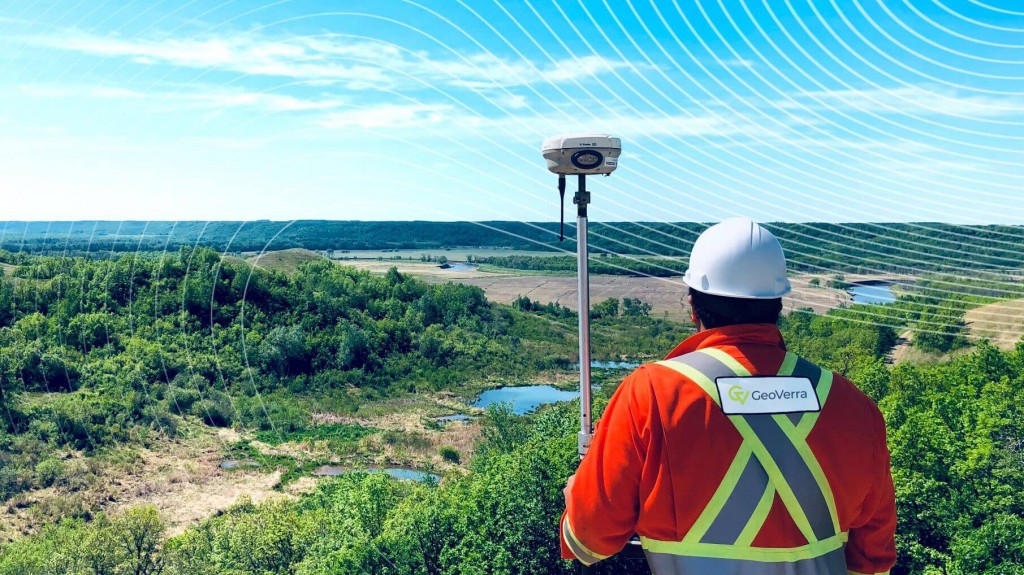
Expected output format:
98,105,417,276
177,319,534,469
560,370,648,565
845,406,897,575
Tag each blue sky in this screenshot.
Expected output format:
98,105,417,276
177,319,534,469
1,0,1022,223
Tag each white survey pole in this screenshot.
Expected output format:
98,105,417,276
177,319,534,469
575,174,593,457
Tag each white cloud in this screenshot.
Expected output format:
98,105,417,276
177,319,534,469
23,31,630,91
21,84,145,99
181,92,344,112
315,101,777,142
319,104,452,130
20,83,345,113
493,93,529,110
798,86,1024,118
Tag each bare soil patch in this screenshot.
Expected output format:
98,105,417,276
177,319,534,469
888,331,914,364
1,426,310,542
247,248,325,274
340,259,503,280
965,298,1024,350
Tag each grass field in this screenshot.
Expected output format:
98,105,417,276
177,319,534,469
965,298,1024,350
246,248,326,274
332,248,564,260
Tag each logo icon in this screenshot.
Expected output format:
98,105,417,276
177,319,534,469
728,385,750,405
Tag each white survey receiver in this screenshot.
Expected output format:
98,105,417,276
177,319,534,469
542,133,621,176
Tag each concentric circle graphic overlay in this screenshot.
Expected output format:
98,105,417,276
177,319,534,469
0,0,1022,559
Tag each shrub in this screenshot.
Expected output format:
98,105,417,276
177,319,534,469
191,390,235,427
35,458,64,488
164,387,200,415
439,446,461,464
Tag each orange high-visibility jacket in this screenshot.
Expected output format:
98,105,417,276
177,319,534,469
561,324,896,575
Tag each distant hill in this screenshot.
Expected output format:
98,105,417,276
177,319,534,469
1,220,1022,273
246,248,325,274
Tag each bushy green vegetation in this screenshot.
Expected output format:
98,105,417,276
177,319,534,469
4,334,1023,574
0,248,685,513
1,239,1022,574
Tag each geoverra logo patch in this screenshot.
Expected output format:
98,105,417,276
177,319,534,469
716,377,820,415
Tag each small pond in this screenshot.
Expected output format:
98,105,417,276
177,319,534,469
848,283,896,305
220,459,260,469
438,263,478,271
312,466,440,482
472,385,579,415
576,360,641,370
436,414,474,424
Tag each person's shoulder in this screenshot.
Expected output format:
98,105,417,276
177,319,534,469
627,356,719,404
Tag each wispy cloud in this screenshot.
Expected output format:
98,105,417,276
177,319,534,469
22,31,631,91
21,84,145,99
181,91,344,112
316,101,779,141
319,104,452,130
20,83,345,113
796,85,1024,118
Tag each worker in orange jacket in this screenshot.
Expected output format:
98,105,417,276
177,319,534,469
561,217,897,575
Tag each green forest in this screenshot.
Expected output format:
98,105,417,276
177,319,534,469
0,248,1022,574
4,221,1024,273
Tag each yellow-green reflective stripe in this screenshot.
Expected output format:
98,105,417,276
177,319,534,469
684,444,754,543
563,517,608,565
730,415,819,543
654,360,721,405
796,369,833,439
775,410,841,535
645,546,848,575
777,352,798,376
849,571,890,575
698,347,752,376
640,531,848,561
735,484,775,546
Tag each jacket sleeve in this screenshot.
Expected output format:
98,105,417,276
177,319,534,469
560,370,648,564
845,405,897,575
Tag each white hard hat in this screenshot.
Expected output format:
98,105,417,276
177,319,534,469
683,217,792,299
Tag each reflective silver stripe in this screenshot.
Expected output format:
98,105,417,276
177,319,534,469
667,351,739,399
562,518,605,566
644,544,848,575
700,455,769,544
742,415,835,541
787,358,822,425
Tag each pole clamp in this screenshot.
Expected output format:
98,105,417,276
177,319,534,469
573,191,591,206
578,431,592,457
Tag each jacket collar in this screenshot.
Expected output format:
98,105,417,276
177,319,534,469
664,324,787,360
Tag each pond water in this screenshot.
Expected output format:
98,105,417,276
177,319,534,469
576,360,641,370
219,459,260,469
472,385,579,415
312,466,440,482
848,283,896,305
439,263,478,271
436,414,474,423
